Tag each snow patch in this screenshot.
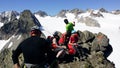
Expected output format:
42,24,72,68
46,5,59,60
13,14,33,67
17,35,22,40
8,42,13,48
16,16,20,19
0,40,8,50
0,22,3,28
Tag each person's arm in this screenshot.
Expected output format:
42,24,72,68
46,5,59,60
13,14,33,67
12,43,22,68
52,38,58,46
68,35,77,45
52,38,63,48
72,21,75,26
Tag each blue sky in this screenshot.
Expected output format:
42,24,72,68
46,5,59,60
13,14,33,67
0,0,120,15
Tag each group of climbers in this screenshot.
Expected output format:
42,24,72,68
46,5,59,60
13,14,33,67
59,19,79,55
12,19,80,68
48,19,80,59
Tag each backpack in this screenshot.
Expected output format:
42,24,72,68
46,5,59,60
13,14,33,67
58,33,66,45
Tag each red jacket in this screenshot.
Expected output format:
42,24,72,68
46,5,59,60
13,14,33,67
69,33,79,43
68,33,79,55
59,33,66,45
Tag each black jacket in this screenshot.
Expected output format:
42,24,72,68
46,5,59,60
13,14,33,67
12,36,55,65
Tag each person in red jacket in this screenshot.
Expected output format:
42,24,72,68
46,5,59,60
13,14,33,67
51,31,66,58
67,30,79,55
58,32,66,45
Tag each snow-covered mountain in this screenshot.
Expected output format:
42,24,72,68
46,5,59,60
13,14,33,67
0,11,19,23
0,9,120,68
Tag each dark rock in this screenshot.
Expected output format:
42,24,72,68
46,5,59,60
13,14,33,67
112,10,120,15
99,8,108,13
56,10,69,17
0,48,13,68
0,10,41,40
70,9,84,18
0,11,19,23
91,32,113,58
90,11,104,18
34,10,48,17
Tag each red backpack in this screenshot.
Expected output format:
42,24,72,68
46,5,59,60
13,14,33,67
58,33,66,45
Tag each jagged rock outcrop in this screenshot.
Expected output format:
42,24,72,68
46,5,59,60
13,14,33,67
70,9,85,18
34,10,48,17
57,9,84,18
0,11,19,23
99,8,108,13
112,10,120,15
0,10,41,40
0,48,13,68
70,9,84,14
0,19,19,39
57,10,69,17
90,11,104,18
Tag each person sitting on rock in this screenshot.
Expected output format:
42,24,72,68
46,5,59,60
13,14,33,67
67,30,79,55
51,31,67,59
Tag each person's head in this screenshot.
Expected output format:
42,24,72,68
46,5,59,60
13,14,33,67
30,26,42,36
64,19,69,24
53,31,59,38
53,31,60,41
71,30,80,38
71,30,77,34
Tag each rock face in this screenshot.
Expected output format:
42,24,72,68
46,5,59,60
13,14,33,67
99,8,108,13
34,10,48,17
57,9,84,18
57,10,69,17
112,10,120,15
0,11,19,23
0,10,41,40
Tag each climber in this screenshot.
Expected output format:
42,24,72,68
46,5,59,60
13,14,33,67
67,30,79,55
64,19,75,46
51,31,67,59
12,26,55,68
